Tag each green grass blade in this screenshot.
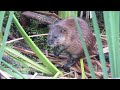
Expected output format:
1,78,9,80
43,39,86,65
80,58,85,79
0,11,5,33
109,12,117,76
0,11,14,62
0,11,6,62
0,28,3,43
5,46,53,75
12,14,61,75
103,11,114,77
108,11,120,77
72,11,96,79
52,71,61,79
0,65,23,79
0,11,6,43
91,11,108,79
1,59,28,79
117,12,120,77
58,11,78,19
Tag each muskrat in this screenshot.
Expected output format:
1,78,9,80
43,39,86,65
47,17,97,71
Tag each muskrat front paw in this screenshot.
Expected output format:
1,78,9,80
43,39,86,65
63,64,71,72
53,51,60,57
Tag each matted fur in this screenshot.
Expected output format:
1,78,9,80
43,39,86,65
47,17,97,59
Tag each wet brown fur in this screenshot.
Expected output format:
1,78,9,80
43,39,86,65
47,17,97,69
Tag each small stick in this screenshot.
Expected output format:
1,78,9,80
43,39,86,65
31,72,38,79
74,71,79,79
6,34,48,44
60,71,74,77
84,64,101,77
0,69,11,79
34,11,62,20
13,46,35,55
45,50,48,57
92,60,102,69
13,46,68,59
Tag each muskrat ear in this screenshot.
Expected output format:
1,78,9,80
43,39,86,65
61,27,66,33
56,25,66,33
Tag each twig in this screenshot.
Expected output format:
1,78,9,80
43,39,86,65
60,71,74,77
92,60,102,69
34,11,62,20
100,36,107,41
74,71,79,79
71,65,92,78
85,72,92,78
0,70,11,79
24,74,52,79
84,64,90,72
75,63,81,72
45,50,48,57
22,11,61,24
100,34,106,37
31,72,38,79
80,11,83,18
13,46,68,60
75,63,88,79
13,46,35,55
6,34,48,44
106,63,110,67
84,64,101,77
93,33,107,40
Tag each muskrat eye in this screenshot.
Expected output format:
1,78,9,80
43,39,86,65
54,36,57,38
48,35,50,37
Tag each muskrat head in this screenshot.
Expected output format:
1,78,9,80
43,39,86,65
47,24,66,48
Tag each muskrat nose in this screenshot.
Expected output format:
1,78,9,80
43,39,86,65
47,40,53,46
